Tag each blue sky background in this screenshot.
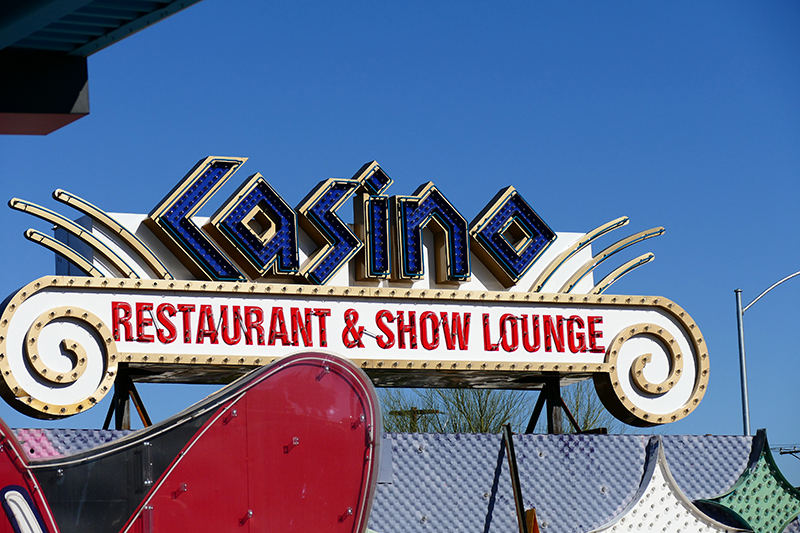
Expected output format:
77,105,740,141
1,1,799,481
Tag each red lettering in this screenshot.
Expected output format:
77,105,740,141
441,312,470,350
397,311,417,349
156,303,177,344
314,308,330,347
588,316,605,353
135,302,154,343
521,315,540,352
221,305,242,345
269,307,290,346
419,311,440,350
112,302,133,342
482,313,499,351
567,316,587,353
500,314,518,352
376,310,395,349
177,304,195,344
291,308,313,347
342,309,365,348
544,315,564,352
196,305,218,344
244,306,265,346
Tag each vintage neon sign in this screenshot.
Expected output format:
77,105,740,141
1,157,708,427
139,157,556,285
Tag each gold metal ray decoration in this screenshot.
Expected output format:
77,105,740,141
559,226,664,293
53,189,173,280
590,252,655,295
9,198,138,278
23,230,103,278
529,216,629,292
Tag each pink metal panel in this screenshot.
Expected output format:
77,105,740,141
0,418,61,532
245,355,379,532
135,395,250,531
123,352,380,533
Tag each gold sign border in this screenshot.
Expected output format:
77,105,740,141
0,276,709,424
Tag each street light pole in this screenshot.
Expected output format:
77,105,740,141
734,270,800,436
734,289,750,436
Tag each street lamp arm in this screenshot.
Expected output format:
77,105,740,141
735,268,800,436
742,270,800,313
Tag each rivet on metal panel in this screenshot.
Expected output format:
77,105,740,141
284,437,300,454
239,510,253,526
338,507,355,523
142,442,153,487
172,483,188,499
143,505,153,533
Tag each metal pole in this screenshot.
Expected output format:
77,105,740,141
734,289,751,436
733,271,799,436
502,424,528,533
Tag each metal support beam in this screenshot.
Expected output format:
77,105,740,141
525,376,566,434
559,397,582,433
544,377,563,434
524,390,547,434
103,364,152,430
502,424,528,533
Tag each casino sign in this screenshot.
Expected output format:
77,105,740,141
0,157,708,426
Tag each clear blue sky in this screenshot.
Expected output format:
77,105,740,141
1,1,798,481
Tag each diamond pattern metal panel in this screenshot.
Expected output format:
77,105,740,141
367,433,792,533
514,434,649,533
7,428,796,533
589,438,743,533
13,428,133,460
368,433,518,533
702,431,800,533
662,435,753,500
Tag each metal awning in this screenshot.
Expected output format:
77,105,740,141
1,0,203,57
0,0,204,134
